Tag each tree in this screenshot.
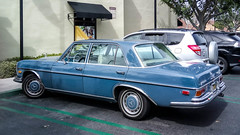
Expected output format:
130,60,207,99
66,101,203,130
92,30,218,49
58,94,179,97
161,0,234,31
214,3,240,32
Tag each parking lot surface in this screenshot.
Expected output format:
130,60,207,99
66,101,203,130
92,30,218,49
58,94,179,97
1,67,240,135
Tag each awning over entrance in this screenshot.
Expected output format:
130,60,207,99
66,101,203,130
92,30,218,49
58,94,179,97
68,1,112,19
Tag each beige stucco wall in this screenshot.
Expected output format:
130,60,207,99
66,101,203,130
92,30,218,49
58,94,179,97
0,0,176,60
158,2,177,28
124,0,154,35
124,0,177,36
22,0,72,57
0,0,20,61
0,0,124,60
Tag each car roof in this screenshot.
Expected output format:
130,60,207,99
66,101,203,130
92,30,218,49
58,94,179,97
124,29,203,38
139,28,197,32
73,39,157,47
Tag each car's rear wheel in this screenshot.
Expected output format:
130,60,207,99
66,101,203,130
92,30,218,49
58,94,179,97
218,57,229,74
118,89,150,120
22,74,45,98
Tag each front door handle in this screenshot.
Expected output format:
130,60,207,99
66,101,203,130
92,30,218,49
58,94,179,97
116,71,125,75
75,67,83,71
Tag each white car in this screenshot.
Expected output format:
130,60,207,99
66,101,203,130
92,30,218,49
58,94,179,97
124,29,218,64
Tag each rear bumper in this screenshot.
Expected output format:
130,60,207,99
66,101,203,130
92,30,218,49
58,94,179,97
13,76,22,83
170,82,226,108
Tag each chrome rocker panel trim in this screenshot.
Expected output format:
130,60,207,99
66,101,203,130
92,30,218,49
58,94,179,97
170,82,226,108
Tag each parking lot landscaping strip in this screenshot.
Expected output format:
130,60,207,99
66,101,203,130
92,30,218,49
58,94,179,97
1,98,160,135
0,106,112,135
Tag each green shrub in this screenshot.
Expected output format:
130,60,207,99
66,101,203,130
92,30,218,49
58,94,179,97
0,61,17,79
0,53,62,79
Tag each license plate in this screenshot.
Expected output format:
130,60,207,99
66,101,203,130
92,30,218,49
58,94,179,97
211,82,217,92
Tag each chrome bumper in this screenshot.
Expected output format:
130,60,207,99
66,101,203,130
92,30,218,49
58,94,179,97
13,76,23,83
170,82,226,108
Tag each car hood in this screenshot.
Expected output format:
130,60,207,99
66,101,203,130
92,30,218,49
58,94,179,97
38,56,60,61
17,57,58,71
127,61,221,89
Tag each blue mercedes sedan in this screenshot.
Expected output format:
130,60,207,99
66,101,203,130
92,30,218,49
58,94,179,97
14,40,226,120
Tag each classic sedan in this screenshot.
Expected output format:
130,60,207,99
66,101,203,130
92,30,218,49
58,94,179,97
14,40,226,120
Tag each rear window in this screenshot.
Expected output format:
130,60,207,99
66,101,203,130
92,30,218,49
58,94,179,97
144,33,166,42
135,43,177,67
213,34,235,42
166,33,184,45
229,34,240,41
192,33,207,45
125,34,142,40
144,33,184,45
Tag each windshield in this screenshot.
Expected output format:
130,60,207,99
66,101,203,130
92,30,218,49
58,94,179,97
135,43,177,67
229,34,240,41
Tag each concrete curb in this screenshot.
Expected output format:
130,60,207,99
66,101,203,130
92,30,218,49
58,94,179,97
0,77,21,93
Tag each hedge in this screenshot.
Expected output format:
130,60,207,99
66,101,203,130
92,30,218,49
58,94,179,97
0,53,62,79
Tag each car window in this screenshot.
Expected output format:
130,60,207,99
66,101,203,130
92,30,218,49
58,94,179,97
124,34,142,40
213,34,235,42
203,34,212,43
229,34,240,41
192,33,207,45
62,43,89,63
211,35,223,43
89,44,126,66
135,43,177,67
144,33,166,42
166,33,184,45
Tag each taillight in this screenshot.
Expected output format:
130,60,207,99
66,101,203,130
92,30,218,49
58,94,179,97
188,45,201,56
219,75,223,82
195,87,205,97
182,90,190,95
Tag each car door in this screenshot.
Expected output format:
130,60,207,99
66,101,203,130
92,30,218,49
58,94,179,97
83,43,128,98
51,43,90,93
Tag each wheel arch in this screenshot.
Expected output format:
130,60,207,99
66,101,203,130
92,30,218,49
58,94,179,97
113,84,157,106
22,70,40,81
218,50,229,61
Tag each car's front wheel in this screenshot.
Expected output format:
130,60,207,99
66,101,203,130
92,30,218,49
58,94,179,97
217,57,229,74
118,89,151,120
22,74,45,98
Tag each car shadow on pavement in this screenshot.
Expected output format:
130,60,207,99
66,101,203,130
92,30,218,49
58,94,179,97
49,92,120,112
151,98,228,127
226,67,240,75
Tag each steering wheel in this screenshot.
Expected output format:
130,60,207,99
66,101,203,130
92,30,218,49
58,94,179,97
79,57,85,63
73,53,81,62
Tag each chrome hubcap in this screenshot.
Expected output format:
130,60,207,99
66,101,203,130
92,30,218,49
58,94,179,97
27,80,41,95
122,91,142,115
217,59,224,71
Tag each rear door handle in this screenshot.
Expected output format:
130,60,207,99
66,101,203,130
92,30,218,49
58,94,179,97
75,67,83,71
116,71,125,75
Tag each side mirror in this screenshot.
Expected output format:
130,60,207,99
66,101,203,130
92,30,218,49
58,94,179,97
208,41,218,64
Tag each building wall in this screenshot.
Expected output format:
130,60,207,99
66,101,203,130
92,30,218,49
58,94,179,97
0,0,20,60
124,0,177,35
0,0,176,60
157,2,177,28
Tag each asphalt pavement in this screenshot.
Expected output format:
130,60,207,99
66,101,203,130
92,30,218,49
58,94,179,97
0,67,240,135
